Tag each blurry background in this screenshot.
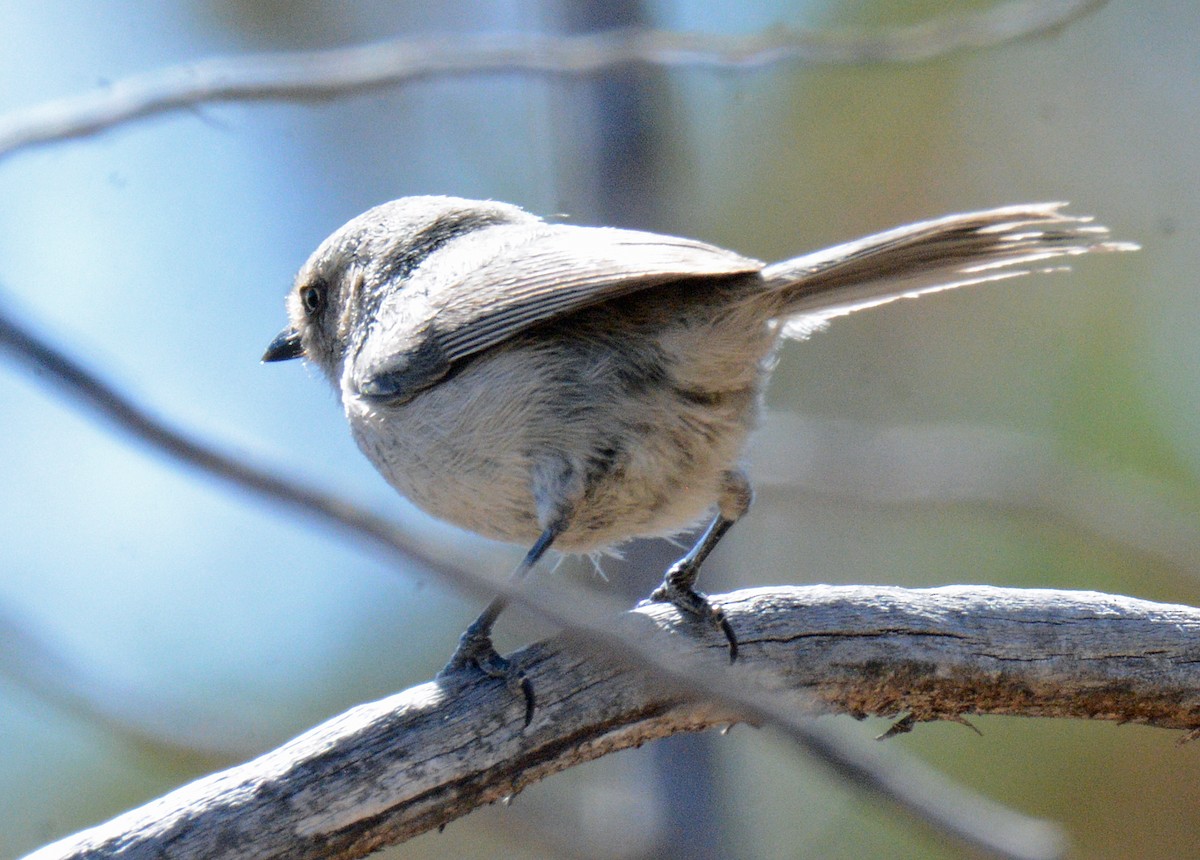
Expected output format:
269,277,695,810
0,1,1197,858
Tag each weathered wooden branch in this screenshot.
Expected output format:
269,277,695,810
25,584,1200,860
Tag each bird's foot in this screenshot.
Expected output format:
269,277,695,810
439,628,536,727
645,560,738,662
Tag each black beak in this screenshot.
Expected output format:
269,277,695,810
262,327,305,362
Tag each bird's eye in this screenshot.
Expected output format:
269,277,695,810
299,284,325,316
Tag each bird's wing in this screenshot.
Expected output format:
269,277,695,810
349,223,763,400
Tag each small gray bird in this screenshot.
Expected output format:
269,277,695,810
264,196,1132,722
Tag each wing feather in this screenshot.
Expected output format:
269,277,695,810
351,223,762,400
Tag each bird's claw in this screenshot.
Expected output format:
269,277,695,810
648,563,738,662
439,630,536,726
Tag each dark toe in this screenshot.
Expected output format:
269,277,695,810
645,580,738,661
439,635,537,726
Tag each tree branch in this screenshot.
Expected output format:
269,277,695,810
25,583,1200,860
0,0,1106,163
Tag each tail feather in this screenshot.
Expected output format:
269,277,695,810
761,203,1137,331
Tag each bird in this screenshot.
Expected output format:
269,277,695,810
264,196,1133,723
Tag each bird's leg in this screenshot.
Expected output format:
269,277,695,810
438,526,558,726
646,470,752,662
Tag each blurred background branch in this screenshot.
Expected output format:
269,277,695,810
752,415,1200,579
0,0,1104,162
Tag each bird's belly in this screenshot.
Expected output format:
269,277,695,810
346,381,543,546
343,345,760,554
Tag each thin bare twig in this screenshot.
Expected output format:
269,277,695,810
0,303,1063,860
0,0,1105,163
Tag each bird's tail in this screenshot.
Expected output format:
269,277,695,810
759,203,1137,334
